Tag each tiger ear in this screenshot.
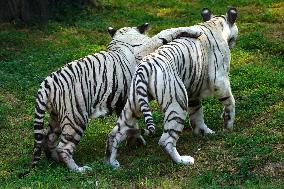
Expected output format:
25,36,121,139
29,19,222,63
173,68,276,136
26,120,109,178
107,27,117,37
227,7,237,24
137,23,150,34
201,8,212,22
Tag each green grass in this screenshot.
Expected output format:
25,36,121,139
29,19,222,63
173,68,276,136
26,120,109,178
0,0,283,188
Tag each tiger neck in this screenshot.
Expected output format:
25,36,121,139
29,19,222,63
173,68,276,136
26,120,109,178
107,40,135,54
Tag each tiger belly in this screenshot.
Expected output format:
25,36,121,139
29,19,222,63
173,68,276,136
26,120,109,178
199,88,214,99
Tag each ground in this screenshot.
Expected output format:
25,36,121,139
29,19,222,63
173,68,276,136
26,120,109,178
0,0,283,188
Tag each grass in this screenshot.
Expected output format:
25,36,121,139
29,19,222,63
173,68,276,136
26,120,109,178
0,0,283,188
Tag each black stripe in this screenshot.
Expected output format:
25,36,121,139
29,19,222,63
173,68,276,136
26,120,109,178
219,96,230,101
188,100,201,107
159,37,168,45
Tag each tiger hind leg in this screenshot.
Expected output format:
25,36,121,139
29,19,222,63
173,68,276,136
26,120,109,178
106,101,139,168
151,73,195,164
56,123,91,173
43,114,61,161
159,105,194,165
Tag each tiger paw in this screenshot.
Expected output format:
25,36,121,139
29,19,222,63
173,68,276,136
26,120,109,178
225,120,234,130
77,165,92,173
110,160,120,169
193,127,215,135
222,111,234,130
204,127,215,134
179,155,195,165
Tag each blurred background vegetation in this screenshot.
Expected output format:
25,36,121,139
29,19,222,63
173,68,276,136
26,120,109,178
0,0,92,24
0,0,283,188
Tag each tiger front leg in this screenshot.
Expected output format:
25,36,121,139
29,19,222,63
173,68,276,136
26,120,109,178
215,78,235,130
188,99,215,135
218,94,235,130
221,97,235,130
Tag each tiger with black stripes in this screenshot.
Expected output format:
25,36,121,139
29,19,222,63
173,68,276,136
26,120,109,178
30,23,202,172
106,8,238,168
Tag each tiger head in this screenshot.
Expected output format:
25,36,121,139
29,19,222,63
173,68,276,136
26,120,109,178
201,7,238,49
107,23,151,48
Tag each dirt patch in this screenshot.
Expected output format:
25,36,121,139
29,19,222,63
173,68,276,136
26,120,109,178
0,90,21,108
238,4,263,15
246,101,284,126
270,2,284,15
262,23,284,40
0,89,33,127
254,162,284,179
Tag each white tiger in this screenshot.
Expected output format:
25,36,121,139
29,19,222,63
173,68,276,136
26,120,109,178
30,23,202,172
106,8,238,168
